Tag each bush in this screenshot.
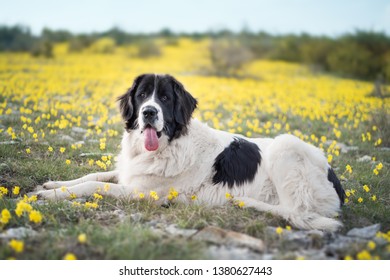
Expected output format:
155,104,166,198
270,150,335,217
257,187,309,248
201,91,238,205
209,38,253,77
136,39,161,58
89,37,116,54
300,38,335,70
30,40,53,58
68,35,94,52
326,42,375,79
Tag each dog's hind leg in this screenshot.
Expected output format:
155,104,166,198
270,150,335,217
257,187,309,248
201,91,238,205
36,180,129,200
234,196,341,232
42,170,118,189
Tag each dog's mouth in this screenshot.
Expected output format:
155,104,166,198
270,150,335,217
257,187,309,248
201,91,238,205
142,125,162,151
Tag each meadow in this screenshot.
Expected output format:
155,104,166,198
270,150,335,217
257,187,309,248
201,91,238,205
0,38,389,260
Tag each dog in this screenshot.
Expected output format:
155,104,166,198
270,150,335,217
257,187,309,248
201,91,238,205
36,74,345,231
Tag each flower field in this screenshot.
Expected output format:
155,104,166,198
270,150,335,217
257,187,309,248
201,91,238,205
0,38,389,259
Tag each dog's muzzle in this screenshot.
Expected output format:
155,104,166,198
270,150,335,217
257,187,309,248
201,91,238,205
142,106,158,125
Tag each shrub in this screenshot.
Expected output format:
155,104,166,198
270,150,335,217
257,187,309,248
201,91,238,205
136,39,161,58
89,37,116,54
209,38,253,77
326,42,375,79
68,35,94,52
30,40,53,58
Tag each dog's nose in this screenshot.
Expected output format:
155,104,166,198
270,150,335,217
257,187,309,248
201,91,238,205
142,106,158,120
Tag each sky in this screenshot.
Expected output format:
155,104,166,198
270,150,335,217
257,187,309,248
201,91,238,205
1,0,389,36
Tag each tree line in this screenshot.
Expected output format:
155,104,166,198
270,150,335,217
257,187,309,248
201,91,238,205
1,25,389,82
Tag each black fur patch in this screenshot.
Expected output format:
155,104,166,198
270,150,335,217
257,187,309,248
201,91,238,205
328,168,345,206
212,138,261,188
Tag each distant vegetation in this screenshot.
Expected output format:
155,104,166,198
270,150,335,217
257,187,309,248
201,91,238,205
1,25,389,81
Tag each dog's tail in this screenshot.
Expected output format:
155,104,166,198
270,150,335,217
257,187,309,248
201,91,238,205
237,198,342,232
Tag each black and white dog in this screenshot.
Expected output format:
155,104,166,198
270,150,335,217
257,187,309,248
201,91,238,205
37,74,345,231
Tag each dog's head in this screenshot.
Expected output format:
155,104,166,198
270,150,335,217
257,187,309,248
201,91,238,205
118,74,197,151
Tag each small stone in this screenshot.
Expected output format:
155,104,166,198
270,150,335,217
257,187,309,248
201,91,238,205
347,224,381,239
58,135,75,142
0,140,20,145
165,224,197,237
130,213,143,223
357,155,372,162
206,245,262,260
0,227,38,239
192,226,265,252
71,127,87,134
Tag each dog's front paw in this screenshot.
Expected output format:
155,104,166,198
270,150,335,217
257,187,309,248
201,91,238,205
35,189,65,200
42,181,63,190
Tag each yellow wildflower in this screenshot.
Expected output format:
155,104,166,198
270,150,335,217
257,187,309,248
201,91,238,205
65,159,71,165
93,193,103,200
0,186,8,195
191,195,197,201
63,253,77,260
149,191,159,201
374,138,382,146
60,147,66,153
25,148,31,154
357,250,372,260
357,197,363,203
9,239,24,253
275,227,283,235
371,195,377,202
27,195,37,202
60,186,67,192
84,202,98,209
15,201,33,217
363,185,370,192
225,193,233,200
138,193,145,199
0,208,12,224
78,233,87,244
237,201,245,208
167,187,179,200
12,186,20,195
29,210,43,224
367,241,376,250
344,255,353,260
103,183,110,192
345,164,352,174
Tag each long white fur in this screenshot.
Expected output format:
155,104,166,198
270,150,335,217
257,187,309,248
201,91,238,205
38,118,342,231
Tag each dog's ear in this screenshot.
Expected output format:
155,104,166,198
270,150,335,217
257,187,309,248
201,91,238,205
171,76,197,127
117,74,145,130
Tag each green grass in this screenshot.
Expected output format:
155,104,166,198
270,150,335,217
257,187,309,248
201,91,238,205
0,99,389,260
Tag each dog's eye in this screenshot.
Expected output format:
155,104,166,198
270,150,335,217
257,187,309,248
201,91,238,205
139,93,146,99
161,95,168,102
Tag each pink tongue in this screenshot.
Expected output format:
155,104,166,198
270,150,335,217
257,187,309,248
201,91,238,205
144,127,159,151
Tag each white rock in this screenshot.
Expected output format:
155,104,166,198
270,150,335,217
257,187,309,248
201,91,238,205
0,227,38,239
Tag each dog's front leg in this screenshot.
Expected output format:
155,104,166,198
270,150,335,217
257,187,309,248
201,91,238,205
36,181,131,200
42,170,119,189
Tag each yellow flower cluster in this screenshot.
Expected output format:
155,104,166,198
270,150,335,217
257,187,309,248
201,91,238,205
149,191,159,201
1,193,43,228
345,232,390,260
167,187,179,201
